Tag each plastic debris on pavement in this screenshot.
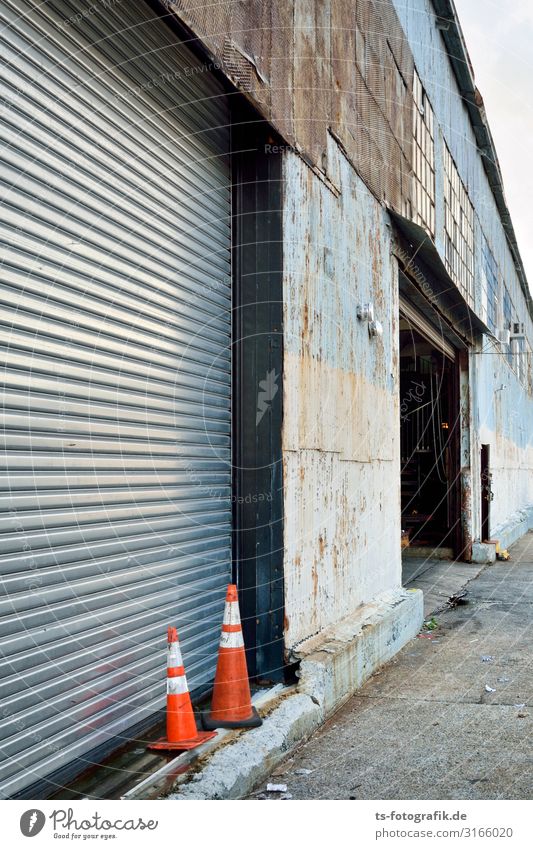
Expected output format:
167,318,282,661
267,783,288,793
447,590,469,607
418,618,439,640
481,656,495,662
485,685,496,693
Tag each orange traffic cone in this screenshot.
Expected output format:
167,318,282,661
202,584,262,730
149,627,217,751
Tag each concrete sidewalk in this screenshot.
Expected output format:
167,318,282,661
249,534,533,800
402,553,485,616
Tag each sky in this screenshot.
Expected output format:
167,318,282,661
454,0,533,290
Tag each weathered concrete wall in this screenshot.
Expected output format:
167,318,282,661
473,340,533,540
282,137,401,648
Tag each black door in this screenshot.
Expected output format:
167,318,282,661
481,445,492,542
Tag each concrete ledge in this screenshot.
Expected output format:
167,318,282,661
491,504,533,553
471,504,533,563
295,588,424,716
167,588,423,800
168,694,322,800
471,541,497,564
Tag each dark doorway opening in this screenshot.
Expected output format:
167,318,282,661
480,444,492,542
400,318,461,552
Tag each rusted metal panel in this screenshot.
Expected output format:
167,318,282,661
269,1,295,144
330,0,412,208
165,0,413,208
293,0,330,167
163,0,270,106
371,0,414,84
330,0,356,133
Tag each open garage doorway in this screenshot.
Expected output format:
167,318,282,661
399,307,461,556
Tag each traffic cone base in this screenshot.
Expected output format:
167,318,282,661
149,730,216,751
148,626,216,752
202,704,262,730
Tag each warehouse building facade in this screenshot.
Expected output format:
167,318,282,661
0,0,531,796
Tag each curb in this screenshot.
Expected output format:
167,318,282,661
167,588,423,799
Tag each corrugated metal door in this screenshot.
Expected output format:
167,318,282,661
0,0,231,797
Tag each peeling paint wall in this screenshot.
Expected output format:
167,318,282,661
282,138,401,648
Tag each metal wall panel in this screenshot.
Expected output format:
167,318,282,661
0,0,231,797
165,0,413,210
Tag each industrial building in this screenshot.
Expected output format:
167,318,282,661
0,0,531,797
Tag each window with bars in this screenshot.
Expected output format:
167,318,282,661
519,338,527,384
503,288,529,386
480,235,499,333
443,143,475,303
503,288,513,366
511,336,527,385
412,70,436,237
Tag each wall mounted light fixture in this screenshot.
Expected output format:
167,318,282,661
358,303,382,339
357,303,374,322
369,319,383,338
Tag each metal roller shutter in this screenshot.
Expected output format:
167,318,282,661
399,294,456,361
0,0,231,797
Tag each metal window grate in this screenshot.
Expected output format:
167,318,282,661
443,143,475,303
503,288,513,365
480,235,499,333
511,337,527,384
412,70,435,237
